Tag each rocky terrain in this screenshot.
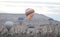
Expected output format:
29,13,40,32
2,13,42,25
0,13,60,37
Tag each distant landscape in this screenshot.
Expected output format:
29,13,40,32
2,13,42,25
0,13,60,37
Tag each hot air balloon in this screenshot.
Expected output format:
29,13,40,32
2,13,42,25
48,18,54,25
25,8,35,20
18,17,24,25
4,21,14,31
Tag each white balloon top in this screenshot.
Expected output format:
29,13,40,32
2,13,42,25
4,21,14,27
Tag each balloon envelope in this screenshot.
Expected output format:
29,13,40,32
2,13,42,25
4,21,14,30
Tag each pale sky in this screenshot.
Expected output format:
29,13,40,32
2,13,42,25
0,0,60,21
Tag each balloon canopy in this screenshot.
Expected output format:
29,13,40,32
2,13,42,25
4,21,14,31
18,17,24,21
25,8,35,20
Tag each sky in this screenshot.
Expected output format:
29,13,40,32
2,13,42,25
0,0,60,21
